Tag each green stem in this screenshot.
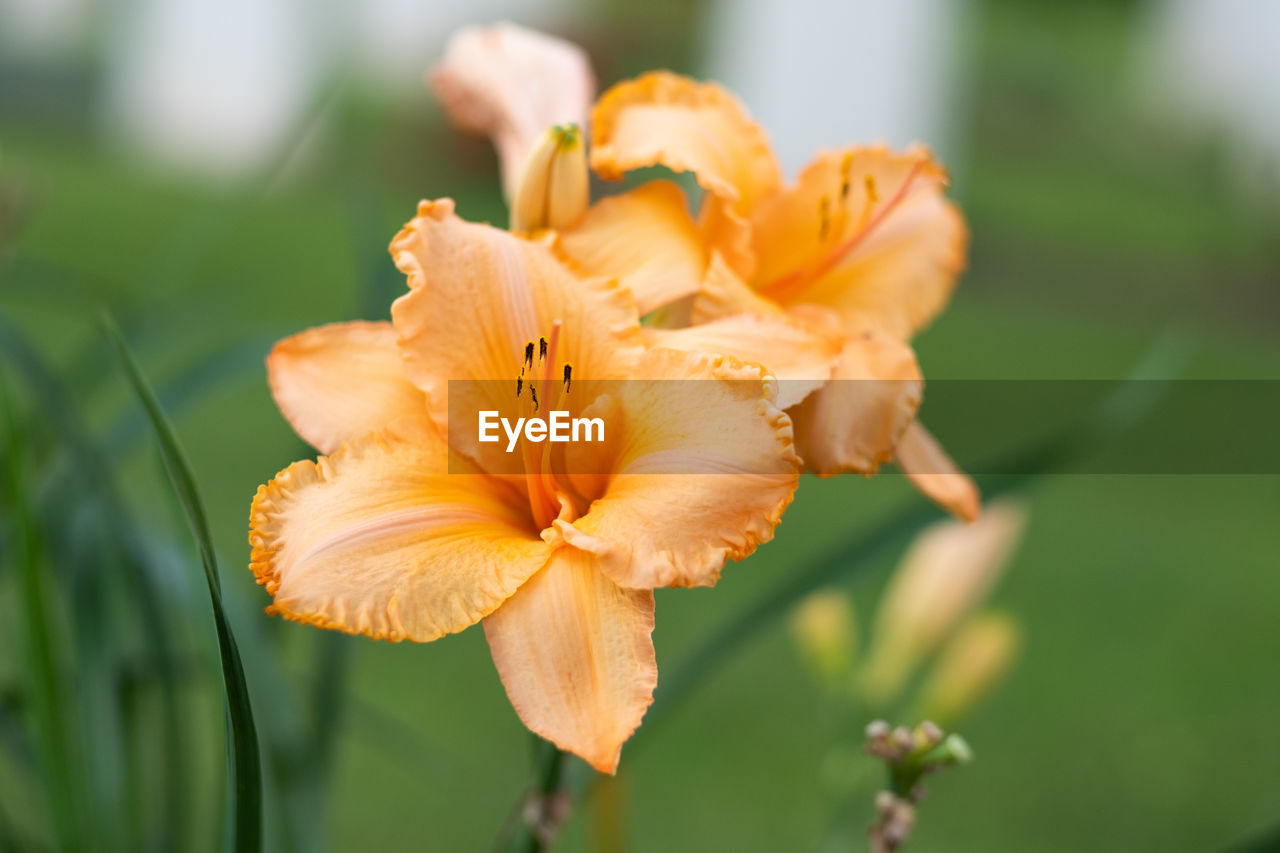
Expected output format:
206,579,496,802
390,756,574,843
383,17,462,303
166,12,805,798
497,738,569,853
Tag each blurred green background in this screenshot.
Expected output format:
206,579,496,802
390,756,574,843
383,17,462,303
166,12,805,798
2,0,1278,850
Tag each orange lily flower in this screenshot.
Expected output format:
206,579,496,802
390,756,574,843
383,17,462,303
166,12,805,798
250,200,798,773
561,72,979,520
427,25,974,517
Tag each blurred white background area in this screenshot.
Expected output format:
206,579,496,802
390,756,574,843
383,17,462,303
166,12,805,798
1134,0,1280,200
1,0,571,178
703,0,975,178
2,0,1279,193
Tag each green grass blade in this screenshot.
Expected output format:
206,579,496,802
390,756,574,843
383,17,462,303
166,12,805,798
0,374,85,851
100,312,262,853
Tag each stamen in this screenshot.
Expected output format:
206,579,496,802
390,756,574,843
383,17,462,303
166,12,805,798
539,337,548,362
530,386,539,412
865,174,878,204
524,341,534,369
562,364,572,393
840,152,854,199
516,376,523,397
818,196,831,241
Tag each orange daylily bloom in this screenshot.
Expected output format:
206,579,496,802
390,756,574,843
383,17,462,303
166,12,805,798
250,199,799,773
426,26,975,519
565,72,978,520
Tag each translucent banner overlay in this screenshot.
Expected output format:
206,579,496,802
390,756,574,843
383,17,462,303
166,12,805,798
446,379,1280,475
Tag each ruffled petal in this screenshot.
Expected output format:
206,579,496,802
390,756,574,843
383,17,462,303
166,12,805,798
430,23,595,201
752,146,967,340
895,421,981,522
644,313,842,408
552,348,799,589
788,329,922,475
556,181,706,315
390,198,645,447
483,547,656,774
266,321,425,454
590,71,781,214
248,419,550,642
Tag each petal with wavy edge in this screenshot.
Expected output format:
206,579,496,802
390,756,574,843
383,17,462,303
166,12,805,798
552,348,799,589
789,329,922,475
895,421,981,522
483,547,656,774
248,418,550,642
644,313,842,408
590,71,781,214
556,181,705,315
430,23,595,201
267,321,425,454
390,199,645,443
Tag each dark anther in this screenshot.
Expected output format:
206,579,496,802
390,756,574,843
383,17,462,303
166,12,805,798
530,386,539,411
517,376,523,397
539,337,548,361
562,364,572,392
524,341,534,368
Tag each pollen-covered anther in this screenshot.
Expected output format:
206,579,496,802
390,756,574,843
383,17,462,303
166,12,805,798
524,341,534,369
562,363,572,393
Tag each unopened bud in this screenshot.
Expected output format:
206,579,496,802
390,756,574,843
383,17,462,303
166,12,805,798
510,123,589,233
915,611,1021,725
859,501,1027,707
788,588,857,687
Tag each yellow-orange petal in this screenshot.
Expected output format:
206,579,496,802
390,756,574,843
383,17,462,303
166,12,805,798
895,421,981,522
752,146,967,340
430,23,595,201
788,329,922,475
590,71,781,214
389,198,645,441
266,321,426,454
556,181,706,315
552,347,799,589
248,419,550,642
644,313,843,408
692,251,783,323
483,547,656,774
698,194,757,281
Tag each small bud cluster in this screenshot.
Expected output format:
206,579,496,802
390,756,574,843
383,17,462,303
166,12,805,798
864,720,972,852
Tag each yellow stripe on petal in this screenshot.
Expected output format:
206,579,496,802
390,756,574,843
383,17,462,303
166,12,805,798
249,419,550,643
483,547,657,775
266,321,426,454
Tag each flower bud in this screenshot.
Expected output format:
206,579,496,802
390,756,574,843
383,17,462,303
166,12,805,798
510,123,589,233
915,611,1021,725
788,588,857,686
859,500,1026,707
